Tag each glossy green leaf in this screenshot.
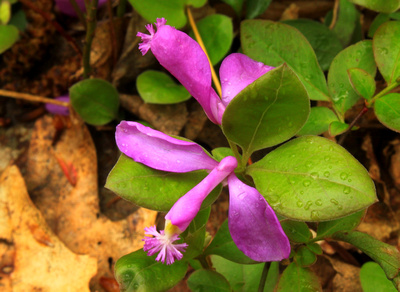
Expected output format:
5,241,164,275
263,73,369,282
106,154,222,212
115,249,188,292
294,246,317,267
192,14,233,65
277,262,321,292
328,40,376,117
349,0,400,13
306,243,323,255
0,1,11,24
374,93,400,132
136,70,190,104
332,231,400,279
222,64,310,158
69,78,119,126
186,0,206,7
211,147,236,162
368,13,391,37
348,68,376,101
360,262,397,292
280,220,312,243
241,20,329,101
282,19,343,71
315,210,365,240
329,121,349,136
247,136,377,221
246,0,272,19
329,0,360,47
373,21,400,84
220,0,244,16
212,256,279,291
297,107,339,136
0,24,18,53
188,269,231,292
204,220,257,264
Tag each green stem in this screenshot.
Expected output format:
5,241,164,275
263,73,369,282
116,0,127,18
83,0,98,79
197,255,211,269
69,0,86,28
370,79,400,105
227,139,242,167
258,262,271,292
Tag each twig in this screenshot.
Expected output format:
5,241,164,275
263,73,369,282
329,0,339,30
19,0,82,56
338,106,368,145
83,0,99,78
69,0,87,29
106,0,118,65
0,89,70,106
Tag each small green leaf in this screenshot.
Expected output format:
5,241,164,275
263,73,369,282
348,68,376,101
373,21,400,85
245,0,272,19
294,246,317,267
328,40,376,117
368,13,391,38
277,262,321,292
0,24,18,53
187,269,231,292
316,210,365,240
374,93,400,132
222,64,310,158
186,0,206,7
106,154,222,212
297,107,339,136
241,19,329,101
329,121,349,136
136,70,190,104
220,0,244,16
282,19,343,71
69,78,119,126
191,14,233,65
329,0,360,47
360,262,398,292
115,249,188,292
0,1,11,24
332,231,400,279
211,147,236,162
306,243,323,255
280,220,312,243
247,136,377,221
348,0,400,13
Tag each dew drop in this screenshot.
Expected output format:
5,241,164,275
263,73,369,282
300,191,304,195
176,159,181,163
324,171,330,178
306,137,313,144
269,195,279,203
238,192,246,200
343,186,351,194
311,210,319,220
297,201,303,207
310,172,319,179
348,179,352,182
340,172,348,180
324,156,330,162
330,199,338,205
290,178,296,184
303,180,311,187
306,162,313,168
304,201,313,210
338,205,343,210
315,199,322,206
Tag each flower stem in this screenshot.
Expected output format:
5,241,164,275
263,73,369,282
69,0,86,29
369,79,400,105
187,7,222,98
83,0,99,79
0,89,69,107
258,262,271,292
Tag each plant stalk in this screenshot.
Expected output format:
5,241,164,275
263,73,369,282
83,0,99,78
258,262,271,292
0,89,69,107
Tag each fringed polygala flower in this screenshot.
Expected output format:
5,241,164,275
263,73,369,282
116,122,290,264
136,18,274,124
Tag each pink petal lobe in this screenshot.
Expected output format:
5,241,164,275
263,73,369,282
165,156,237,231
116,121,218,172
45,95,70,116
228,174,290,262
220,53,274,106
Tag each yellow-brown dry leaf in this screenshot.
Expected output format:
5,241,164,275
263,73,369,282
25,115,157,291
0,165,97,292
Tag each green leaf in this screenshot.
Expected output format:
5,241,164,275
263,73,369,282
8,9,27,32
106,154,222,212
277,262,321,292
280,220,312,243
282,19,343,71
373,21,400,85
0,24,18,54
374,93,400,132
297,107,339,136
212,255,279,291
222,64,310,158
347,68,376,102
69,78,119,126
192,14,233,65
332,231,400,279
247,136,377,221
241,20,329,101
329,0,360,47
220,0,244,16
245,0,272,19
0,1,11,24
186,0,206,7
306,243,323,255
187,269,231,292
204,220,257,264
360,262,398,292
211,147,236,162
328,40,376,117
348,0,400,13
315,210,365,240
294,246,317,267
329,121,349,136
115,249,188,292
136,70,191,104
368,13,391,38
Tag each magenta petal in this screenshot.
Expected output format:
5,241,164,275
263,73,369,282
55,0,107,17
228,174,290,262
165,156,237,231
45,95,69,116
220,53,274,106
144,22,221,124
116,121,218,172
